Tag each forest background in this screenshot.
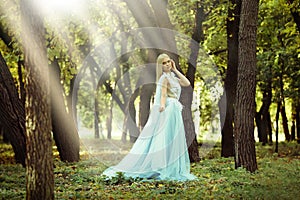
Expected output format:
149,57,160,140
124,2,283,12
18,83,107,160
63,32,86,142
0,0,299,199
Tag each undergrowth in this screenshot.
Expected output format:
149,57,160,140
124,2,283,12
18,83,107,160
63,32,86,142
0,141,299,199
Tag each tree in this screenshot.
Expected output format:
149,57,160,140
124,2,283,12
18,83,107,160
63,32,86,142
0,51,26,167
220,0,241,157
234,0,259,172
181,2,204,162
124,0,200,161
50,58,80,162
20,0,54,198
288,0,300,32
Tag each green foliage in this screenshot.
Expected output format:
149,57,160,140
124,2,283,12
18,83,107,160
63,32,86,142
257,0,300,101
1,141,299,199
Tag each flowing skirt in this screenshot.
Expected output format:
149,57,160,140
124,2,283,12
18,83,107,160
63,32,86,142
102,98,197,181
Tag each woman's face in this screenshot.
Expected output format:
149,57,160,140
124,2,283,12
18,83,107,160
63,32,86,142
162,57,171,72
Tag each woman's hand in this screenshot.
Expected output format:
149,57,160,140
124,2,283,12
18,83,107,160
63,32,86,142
170,59,178,72
170,59,190,87
159,105,165,112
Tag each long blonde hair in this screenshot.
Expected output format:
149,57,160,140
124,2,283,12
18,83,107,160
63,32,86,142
156,53,170,82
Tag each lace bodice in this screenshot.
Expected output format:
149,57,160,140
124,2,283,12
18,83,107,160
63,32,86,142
154,72,181,105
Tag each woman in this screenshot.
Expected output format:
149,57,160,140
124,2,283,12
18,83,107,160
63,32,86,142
102,53,197,181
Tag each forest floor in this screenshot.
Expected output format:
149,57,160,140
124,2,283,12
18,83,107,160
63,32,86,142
0,139,299,199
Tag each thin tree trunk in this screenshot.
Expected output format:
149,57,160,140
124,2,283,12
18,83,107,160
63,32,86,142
0,51,26,166
267,112,272,144
21,0,54,198
91,68,100,139
291,121,296,141
256,87,272,145
234,0,258,173
281,104,290,141
129,89,140,142
17,59,25,105
180,2,204,162
296,102,300,144
50,58,80,162
279,62,290,141
275,101,281,153
122,114,128,143
221,0,241,157
94,95,100,139
107,99,113,139
181,87,200,162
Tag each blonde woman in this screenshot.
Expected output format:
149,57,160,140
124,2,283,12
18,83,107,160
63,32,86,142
102,53,196,181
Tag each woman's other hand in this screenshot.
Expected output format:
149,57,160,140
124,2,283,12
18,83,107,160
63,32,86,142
159,105,165,112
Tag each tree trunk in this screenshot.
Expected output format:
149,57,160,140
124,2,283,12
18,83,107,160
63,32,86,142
94,95,100,139
180,3,204,162
256,86,272,145
296,102,300,144
138,50,157,129
275,101,280,153
221,0,241,157
50,58,80,162
281,104,290,141
18,59,26,105
291,121,296,141
129,89,140,142
91,68,100,139
288,0,300,32
181,87,200,162
126,0,200,160
0,51,26,166
124,0,165,130
20,0,54,198
234,0,258,173
107,99,113,139
266,112,272,143
279,73,290,142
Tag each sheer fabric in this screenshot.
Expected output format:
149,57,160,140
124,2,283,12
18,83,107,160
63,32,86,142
102,72,196,181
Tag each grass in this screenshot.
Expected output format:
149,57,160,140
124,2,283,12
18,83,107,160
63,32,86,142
0,140,299,199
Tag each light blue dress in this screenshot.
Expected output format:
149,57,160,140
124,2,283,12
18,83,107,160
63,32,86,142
102,72,197,181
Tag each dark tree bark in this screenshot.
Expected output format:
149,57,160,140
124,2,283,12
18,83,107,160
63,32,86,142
20,0,54,198
0,126,10,143
275,101,281,153
281,104,290,141
50,58,80,162
220,0,241,157
180,3,204,162
0,23,13,49
0,51,26,166
266,112,272,143
256,80,272,145
279,66,291,141
234,0,258,173
296,102,300,144
291,121,296,141
288,0,300,32
128,88,140,142
17,60,26,106
107,100,113,139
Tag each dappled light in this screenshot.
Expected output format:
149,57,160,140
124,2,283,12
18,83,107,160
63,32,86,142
0,0,299,198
